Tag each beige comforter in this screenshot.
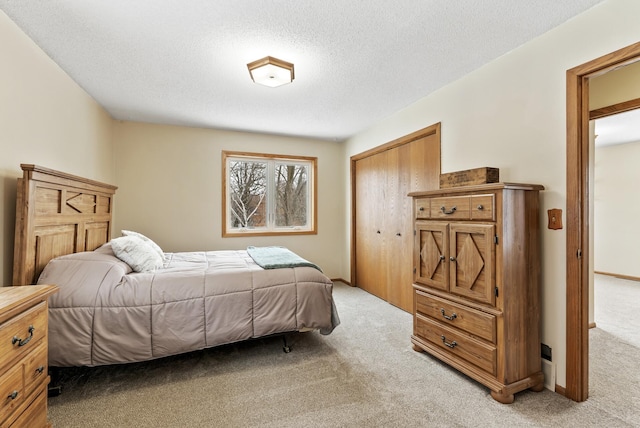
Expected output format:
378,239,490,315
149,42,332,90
38,249,339,367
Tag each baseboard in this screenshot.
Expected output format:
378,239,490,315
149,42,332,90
331,278,351,286
555,384,566,396
594,271,640,282
589,322,596,329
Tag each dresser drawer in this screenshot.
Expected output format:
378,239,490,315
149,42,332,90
0,302,48,370
430,196,470,219
22,343,47,399
415,314,496,376
415,198,430,219
415,290,496,343
470,194,495,220
9,389,48,428
0,363,24,424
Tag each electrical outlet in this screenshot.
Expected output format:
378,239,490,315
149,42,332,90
541,343,552,361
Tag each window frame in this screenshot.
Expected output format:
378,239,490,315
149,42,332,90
222,150,317,237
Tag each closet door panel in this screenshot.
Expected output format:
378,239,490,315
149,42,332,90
354,153,387,300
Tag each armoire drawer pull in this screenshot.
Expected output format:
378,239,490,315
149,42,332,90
8,391,18,400
440,206,457,215
12,325,35,347
441,335,457,348
440,308,457,321
419,206,425,211
35,366,45,374
477,204,484,210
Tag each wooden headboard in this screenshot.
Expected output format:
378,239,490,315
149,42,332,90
12,164,118,285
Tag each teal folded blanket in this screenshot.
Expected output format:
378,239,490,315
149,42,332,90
247,246,322,272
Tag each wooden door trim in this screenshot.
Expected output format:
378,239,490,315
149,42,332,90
566,41,640,402
350,122,441,286
589,96,640,120
350,123,440,162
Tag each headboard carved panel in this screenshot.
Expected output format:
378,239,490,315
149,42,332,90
13,164,118,285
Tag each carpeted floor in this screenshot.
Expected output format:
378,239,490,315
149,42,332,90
47,277,639,427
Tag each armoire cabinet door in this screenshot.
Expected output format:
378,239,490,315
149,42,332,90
415,222,449,291
449,223,495,305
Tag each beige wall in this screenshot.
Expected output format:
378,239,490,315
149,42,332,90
594,140,640,277
590,59,640,109
4,0,640,392
343,0,640,389
112,121,346,279
0,11,115,285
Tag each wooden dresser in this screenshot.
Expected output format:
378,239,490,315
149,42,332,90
409,183,544,403
0,285,58,427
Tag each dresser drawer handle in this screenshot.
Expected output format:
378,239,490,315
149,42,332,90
12,325,35,347
477,204,484,210
441,335,457,349
8,391,18,400
440,206,457,215
35,366,45,375
418,206,425,211
440,308,457,321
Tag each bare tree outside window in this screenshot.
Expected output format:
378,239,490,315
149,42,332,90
223,151,316,237
275,163,308,227
228,160,267,228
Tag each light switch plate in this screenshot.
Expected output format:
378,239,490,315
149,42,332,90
547,208,563,230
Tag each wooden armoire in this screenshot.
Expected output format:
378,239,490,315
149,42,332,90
409,182,545,403
351,123,441,312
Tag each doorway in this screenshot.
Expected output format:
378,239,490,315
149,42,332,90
566,41,640,402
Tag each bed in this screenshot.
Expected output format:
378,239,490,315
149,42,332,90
12,164,339,367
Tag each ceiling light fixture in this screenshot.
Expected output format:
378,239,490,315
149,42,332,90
247,56,295,88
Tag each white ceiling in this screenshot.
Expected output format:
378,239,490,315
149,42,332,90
1,0,607,142
595,109,640,147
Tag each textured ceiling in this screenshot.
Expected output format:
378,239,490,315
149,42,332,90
1,0,606,142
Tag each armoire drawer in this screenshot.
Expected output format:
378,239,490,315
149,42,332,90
415,314,496,376
415,198,430,219
415,290,496,343
430,196,471,219
470,194,495,220
428,194,496,221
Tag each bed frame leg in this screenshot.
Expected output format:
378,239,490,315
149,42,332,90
48,367,62,397
282,335,292,353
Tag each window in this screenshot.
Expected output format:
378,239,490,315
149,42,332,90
222,151,317,236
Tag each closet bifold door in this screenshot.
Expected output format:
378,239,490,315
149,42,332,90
352,123,441,313
354,151,388,301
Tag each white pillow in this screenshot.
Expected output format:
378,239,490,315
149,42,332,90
121,230,164,260
110,235,164,272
